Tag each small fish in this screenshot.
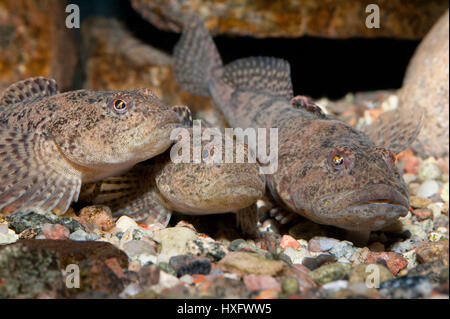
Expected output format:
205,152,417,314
173,18,423,232
79,119,266,237
0,77,183,216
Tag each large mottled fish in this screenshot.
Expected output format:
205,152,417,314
0,77,183,216
173,18,423,233
79,118,266,236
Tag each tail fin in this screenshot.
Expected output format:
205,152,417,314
173,17,223,96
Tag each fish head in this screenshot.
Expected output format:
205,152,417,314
155,127,265,214
50,88,181,175
278,119,409,231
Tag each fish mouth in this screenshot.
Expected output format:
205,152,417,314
312,184,409,231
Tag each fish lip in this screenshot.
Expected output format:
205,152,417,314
314,184,409,218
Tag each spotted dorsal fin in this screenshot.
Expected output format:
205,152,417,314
222,56,294,100
171,105,193,126
0,77,59,107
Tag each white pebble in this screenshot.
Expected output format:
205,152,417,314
115,216,138,233
417,180,440,198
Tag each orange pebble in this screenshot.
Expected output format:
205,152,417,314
280,235,302,249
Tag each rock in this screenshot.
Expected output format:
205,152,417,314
321,280,349,291
151,227,200,262
283,246,311,265
138,264,160,288
330,241,356,259
308,236,339,252
302,253,337,270
408,260,449,284
243,274,282,292
69,229,100,241
281,277,300,294
417,180,440,198
115,216,139,233
217,252,285,276
348,263,393,284
308,262,352,285
195,274,247,298
169,255,212,277
366,251,408,275
0,0,77,92
280,235,302,249
122,240,158,259
416,239,449,265
41,223,70,240
441,182,449,202
78,206,115,232
418,161,443,181
399,10,449,157
0,228,18,245
0,240,128,298
5,212,54,234
412,208,433,221
185,237,228,261
131,0,448,39
410,196,433,208
379,275,433,299
403,173,418,184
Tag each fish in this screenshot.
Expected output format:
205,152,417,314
0,77,184,216
172,17,423,233
79,118,266,237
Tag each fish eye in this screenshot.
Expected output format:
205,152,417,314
112,98,128,114
328,147,354,171
332,155,344,166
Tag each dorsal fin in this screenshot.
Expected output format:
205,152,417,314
222,56,294,100
290,95,327,118
0,77,59,107
171,105,193,126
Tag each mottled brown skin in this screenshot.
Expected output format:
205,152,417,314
0,78,181,215
173,19,411,232
80,123,266,235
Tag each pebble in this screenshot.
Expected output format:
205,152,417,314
416,239,449,265
348,263,393,284
0,228,18,245
418,160,442,181
441,182,449,202
78,205,115,231
151,227,198,261
329,241,356,259
417,180,440,198
410,196,432,208
379,275,433,299
308,236,339,252
302,253,336,270
321,280,349,291
41,223,70,240
122,240,158,259
243,274,282,292
179,274,194,285
169,255,212,277
403,173,417,184
218,251,285,276
366,251,408,275
283,246,311,265
412,208,433,221
0,222,8,235
138,264,160,287
69,229,100,241
281,277,299,294
280,235,302,249
115,216,139,233
308,262,352,285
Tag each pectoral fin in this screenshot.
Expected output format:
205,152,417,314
0,127,81,215
79,165,172,226
361,108,424,154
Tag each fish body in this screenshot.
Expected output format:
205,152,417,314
80,120,265,236
173,18,423,231
0,77,181,215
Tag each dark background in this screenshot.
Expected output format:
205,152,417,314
72,0,420,99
